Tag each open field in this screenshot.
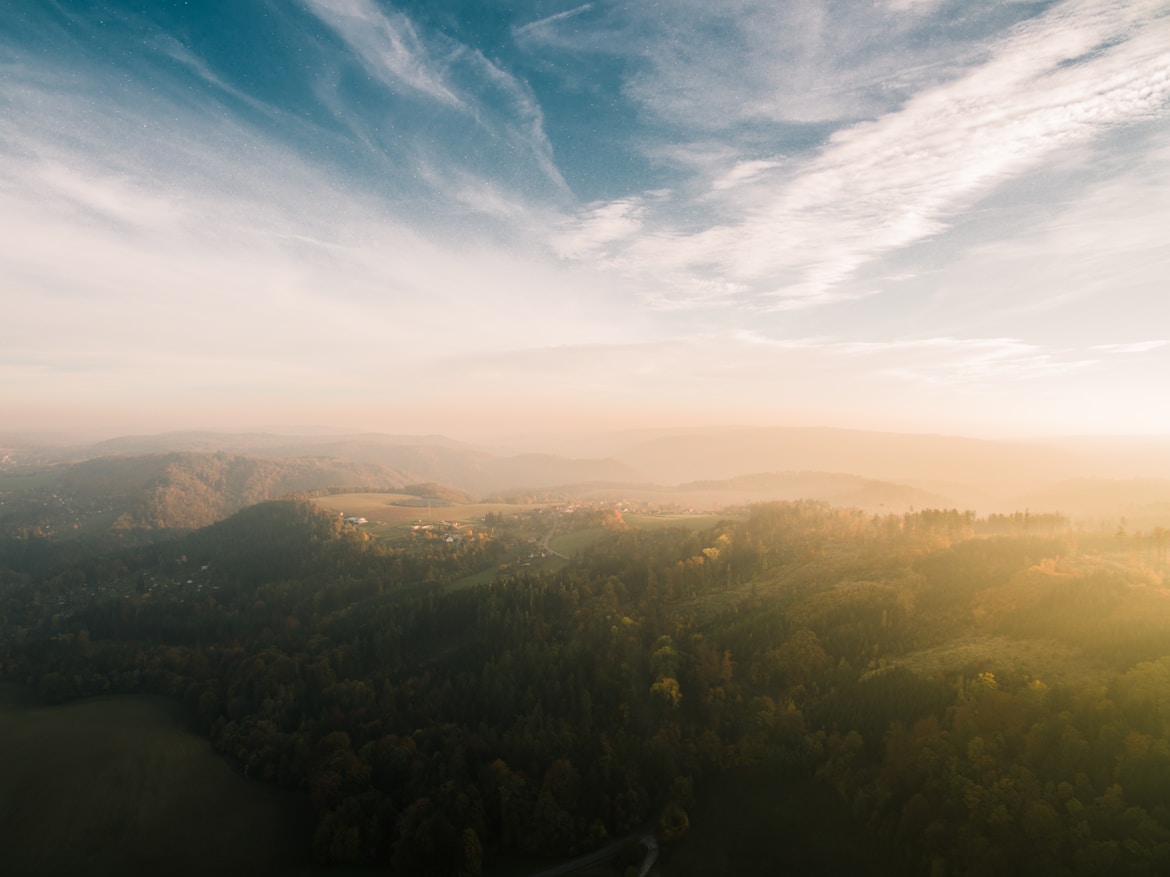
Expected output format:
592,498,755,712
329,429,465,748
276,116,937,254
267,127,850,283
446,565,510,590
0,684,313,877
0,470,62,490
550,526,610,556
623,513,731,531
309,492,442,534
310,492,557,539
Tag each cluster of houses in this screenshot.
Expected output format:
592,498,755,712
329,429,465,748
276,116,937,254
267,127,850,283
411,521,471,544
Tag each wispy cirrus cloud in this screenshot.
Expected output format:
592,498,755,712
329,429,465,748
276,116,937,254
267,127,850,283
513,4,596,41
520,0,1012,128
1092,340,1170,354
302,0,570,198
301,0,464,107
733,333,1102,385
150,34,276,117
549,0,1170,310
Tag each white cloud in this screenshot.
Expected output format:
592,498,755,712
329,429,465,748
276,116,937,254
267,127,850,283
551,198,646,259
0,78,631,411
709,159,785,193
3,0,1169,438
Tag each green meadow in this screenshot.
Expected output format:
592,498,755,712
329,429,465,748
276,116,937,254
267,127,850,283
622,513,730,531
0,684,313,877
549,526,610,556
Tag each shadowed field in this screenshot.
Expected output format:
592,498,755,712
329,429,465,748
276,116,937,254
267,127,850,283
0,685,313,877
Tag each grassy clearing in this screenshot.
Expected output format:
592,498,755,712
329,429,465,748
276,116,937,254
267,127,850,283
0,684,313,877
309,492,439,528
446,555,571,592
550,526,610,556
623,513,728,532
446,565,506,591
662,771,900,877
0,470,62,491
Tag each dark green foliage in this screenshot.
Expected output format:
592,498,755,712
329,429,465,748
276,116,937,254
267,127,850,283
3,499,1170,876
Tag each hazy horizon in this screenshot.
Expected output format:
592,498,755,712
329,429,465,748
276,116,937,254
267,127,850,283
3,1,1169,440
6,419,1170,453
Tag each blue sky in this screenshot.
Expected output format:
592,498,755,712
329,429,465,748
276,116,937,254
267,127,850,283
2,0,1168,439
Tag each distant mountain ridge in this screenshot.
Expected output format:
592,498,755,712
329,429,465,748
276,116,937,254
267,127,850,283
1010,477,1170,526
611,427,1081,495
5,432,639,498
672,471,953,512
0,452,408,537
5,427,1170,527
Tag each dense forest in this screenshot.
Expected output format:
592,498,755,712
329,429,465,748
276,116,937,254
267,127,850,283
2,496,1170,875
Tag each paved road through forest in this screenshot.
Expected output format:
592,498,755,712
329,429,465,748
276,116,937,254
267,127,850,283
524,827,657,877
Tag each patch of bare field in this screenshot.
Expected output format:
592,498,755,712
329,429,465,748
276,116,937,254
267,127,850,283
310,493,558,535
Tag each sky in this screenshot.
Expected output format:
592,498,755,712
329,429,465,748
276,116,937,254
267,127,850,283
1,0,1168,441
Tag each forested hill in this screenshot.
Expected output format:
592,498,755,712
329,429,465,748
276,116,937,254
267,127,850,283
3,434,642,498
8,429,1170,519
5,499,1170,875
0,451,409,537
178,500,370,586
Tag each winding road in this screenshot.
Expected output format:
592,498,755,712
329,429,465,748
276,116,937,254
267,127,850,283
524,829,658,877
538,512,569,560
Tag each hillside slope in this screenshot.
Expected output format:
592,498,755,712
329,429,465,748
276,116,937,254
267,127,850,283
0,452,409,537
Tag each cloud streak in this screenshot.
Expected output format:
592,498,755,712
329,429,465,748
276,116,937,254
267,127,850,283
302,0,464,107
302,0,570,197
513,4,596,40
